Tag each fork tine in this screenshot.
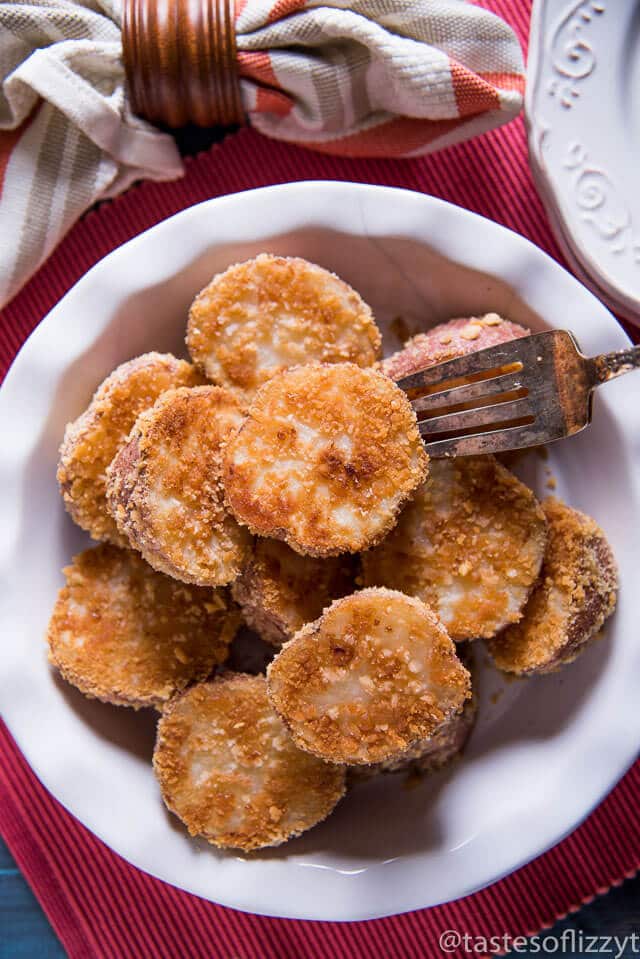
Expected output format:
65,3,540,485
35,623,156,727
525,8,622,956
394,329,590,456
394,336,535,394
411,369,525,415
424,418,579,458
417,397,534,438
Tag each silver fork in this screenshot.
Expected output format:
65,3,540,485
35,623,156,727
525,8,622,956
396,330,640,457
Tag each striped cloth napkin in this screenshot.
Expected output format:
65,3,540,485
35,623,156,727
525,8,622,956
0,0,524,310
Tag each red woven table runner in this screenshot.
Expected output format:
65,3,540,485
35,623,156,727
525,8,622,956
1,2,639,955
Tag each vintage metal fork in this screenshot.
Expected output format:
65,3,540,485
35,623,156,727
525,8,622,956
396,330,640,457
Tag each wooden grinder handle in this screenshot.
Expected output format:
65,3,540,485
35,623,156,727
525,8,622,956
122,0,244,128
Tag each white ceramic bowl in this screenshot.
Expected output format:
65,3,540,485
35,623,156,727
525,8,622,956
1,182,639,922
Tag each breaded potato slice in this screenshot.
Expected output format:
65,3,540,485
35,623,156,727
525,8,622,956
267,588,471,766
383,314,528,381
351,690,478,782
231,539,357,646
351,645,477,780
362,457,547,641
107,385,251,587
187,254,381,398
487,498,618,675
47,545,238,708
153,674,346,851
224,363,429,557
58,353,202,545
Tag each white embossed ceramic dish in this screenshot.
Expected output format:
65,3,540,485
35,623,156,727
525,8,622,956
0,182,639,921
526,0,640,324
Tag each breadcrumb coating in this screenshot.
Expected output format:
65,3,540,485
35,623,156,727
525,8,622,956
231,538,357,646
47,545,238,708
361,457,547,641
58,353,203,545
487,498,618,675
382,314,529,381
267,588,471,766
223,363,429,557
153,674,346,851
187,255,381,399
350,644,477,780
107,386,251,587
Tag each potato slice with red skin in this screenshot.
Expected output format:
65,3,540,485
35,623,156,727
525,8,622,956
107,385,251,587
231,538,357,647
350,644,477,781
382,314,528,381
58,353,203,545
187,254,381,399
223,363,429,557
487,498,618,675
47,545,238,709
361,457,547,642
267,588,471,766
153,674,346,851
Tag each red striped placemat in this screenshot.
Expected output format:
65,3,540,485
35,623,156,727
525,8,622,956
1,2,639,955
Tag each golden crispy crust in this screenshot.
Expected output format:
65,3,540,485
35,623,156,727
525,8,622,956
350,688,477,782
223,363,429,557
382,315,529,381
58,353,203,545
267,588,471,765
187,255,381,399
487,498,618,675
350,644,478,780
361,457,547,641
153,674,346,851
47,545,238,708
106,386,251,587
231,539,357,646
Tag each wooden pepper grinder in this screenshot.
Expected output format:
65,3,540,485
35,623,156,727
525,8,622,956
122,0,244,127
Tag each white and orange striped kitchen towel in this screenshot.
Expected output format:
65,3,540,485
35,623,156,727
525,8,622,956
0,0,524,309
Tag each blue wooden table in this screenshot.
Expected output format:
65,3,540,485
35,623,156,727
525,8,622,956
0,839,64,958
1,835,638,957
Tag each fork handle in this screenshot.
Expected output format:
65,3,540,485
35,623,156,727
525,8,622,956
593,344,640,383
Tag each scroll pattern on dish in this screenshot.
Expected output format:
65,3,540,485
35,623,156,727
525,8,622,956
546,0,604,108
562,143,640,263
